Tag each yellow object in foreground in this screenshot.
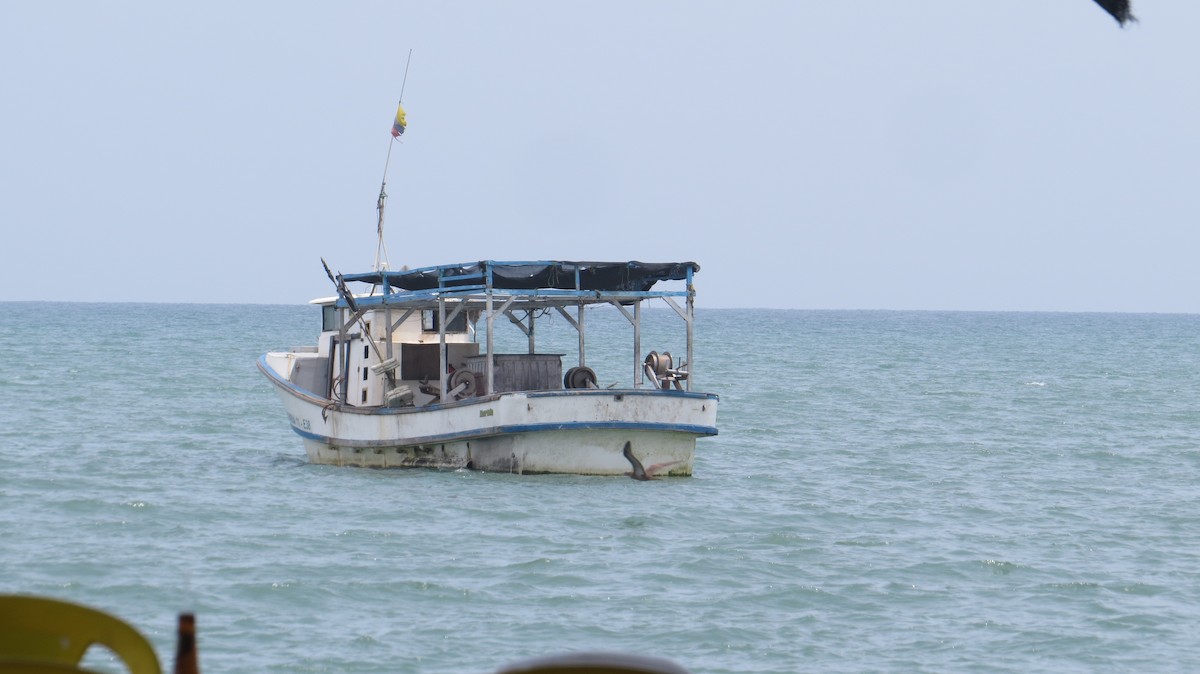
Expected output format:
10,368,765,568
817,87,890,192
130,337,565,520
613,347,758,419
0,595,161,674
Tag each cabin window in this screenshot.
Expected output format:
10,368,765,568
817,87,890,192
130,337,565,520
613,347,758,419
362,367,368,381
422,309,468,333
364,345,370,359
322,305,339,332
361,389,368,403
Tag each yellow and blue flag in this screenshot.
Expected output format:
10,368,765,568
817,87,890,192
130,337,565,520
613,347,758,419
391,103,407,137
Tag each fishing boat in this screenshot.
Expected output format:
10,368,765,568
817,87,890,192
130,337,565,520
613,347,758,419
257,259,719,475
257,86,717,475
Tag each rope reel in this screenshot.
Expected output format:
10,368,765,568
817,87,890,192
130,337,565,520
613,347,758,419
419,369,478,401
564,366,598,389
449,369,477,398
644,350,688,390
644,351,672,377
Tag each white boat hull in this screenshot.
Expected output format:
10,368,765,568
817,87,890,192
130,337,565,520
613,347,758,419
259,355,718,476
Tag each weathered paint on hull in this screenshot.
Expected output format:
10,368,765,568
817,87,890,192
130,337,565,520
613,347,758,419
301,429,696,476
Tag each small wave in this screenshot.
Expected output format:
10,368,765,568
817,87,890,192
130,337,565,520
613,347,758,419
1118,583,1167,596
1043,581,1103,591
0,377,39,387
269,453,308,468
982,559,1022,574
835,537,890,547
333,528,394,539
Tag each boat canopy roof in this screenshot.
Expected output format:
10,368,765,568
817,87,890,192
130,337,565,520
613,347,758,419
342,260,698,293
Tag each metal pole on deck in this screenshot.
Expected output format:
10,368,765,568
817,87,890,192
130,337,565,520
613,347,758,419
578,303,586,368
374,49,413,273
341,319,352,404
486,269,495,395
686,286,695,392
575,266,585,368
384,305,393,360
438,297,448,403
633,300,642,388
527,311,535,354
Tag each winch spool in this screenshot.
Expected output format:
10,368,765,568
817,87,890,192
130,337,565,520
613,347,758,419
449,369,477,398
644,351,672,377
563,366,598,389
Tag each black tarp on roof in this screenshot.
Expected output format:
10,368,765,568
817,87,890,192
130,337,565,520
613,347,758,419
344,261,699,293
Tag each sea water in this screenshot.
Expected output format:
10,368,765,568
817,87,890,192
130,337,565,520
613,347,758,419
1,303,1199,673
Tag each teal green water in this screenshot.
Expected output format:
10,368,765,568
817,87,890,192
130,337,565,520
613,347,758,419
2,304,1199,673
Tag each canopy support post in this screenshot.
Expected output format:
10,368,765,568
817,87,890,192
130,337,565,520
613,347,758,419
438,296,448,403
486,268,495,395
578,303,586,367
634,300,643,388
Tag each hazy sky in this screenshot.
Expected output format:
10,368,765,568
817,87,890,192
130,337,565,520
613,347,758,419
2,2,1195,311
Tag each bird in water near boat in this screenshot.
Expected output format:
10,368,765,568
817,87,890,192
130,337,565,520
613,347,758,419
1091,0,1135,26
622,441,683,481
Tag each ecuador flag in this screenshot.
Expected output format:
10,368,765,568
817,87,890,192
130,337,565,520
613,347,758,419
391,104,407,137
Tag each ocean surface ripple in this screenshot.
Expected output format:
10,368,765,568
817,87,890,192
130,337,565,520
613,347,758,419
2,304,1199,673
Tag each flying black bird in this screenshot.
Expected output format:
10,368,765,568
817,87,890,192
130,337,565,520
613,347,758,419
1092,0,1135,26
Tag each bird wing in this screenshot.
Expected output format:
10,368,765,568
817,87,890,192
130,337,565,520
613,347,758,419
1092,0,1135,26
644,459,685,478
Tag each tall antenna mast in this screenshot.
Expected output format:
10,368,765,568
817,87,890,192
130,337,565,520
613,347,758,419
375,49,413,272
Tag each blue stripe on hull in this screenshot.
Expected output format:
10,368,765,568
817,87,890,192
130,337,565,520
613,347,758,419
290,420,718,448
